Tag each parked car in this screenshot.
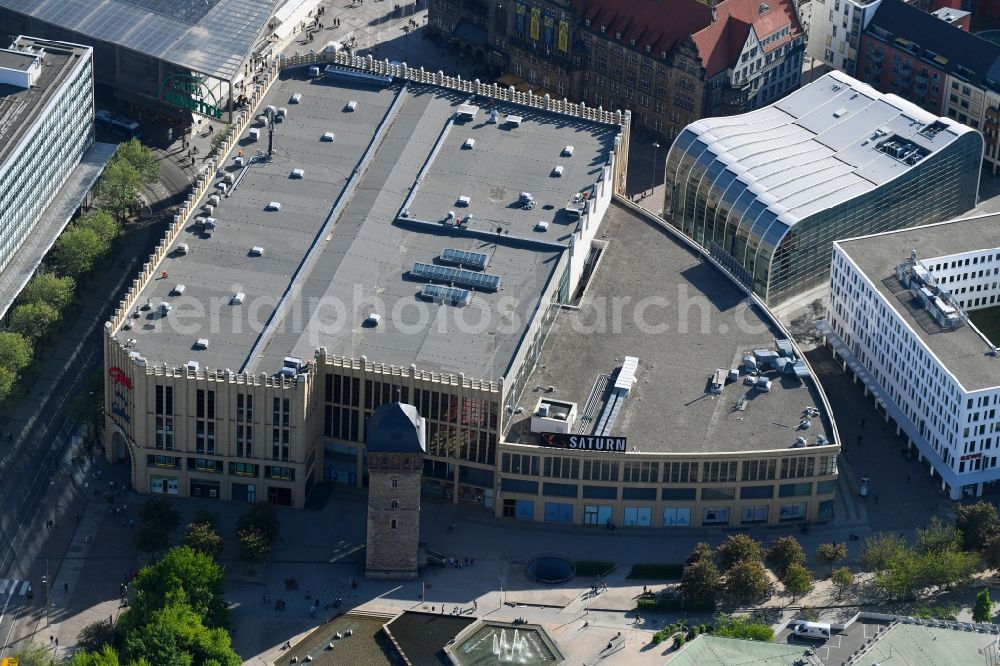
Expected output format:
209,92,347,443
791,621,831,641
859,477,871,497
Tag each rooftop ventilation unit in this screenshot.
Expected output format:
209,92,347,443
177,243,189,255
832,107,848,118
308,65,320,77
365,312,382,326
249,246,264,257
203,217,217,230
321,131,335,141
593,357,640,436
506,114,523,127
487,108,498,124
456,103,478,120
562,145,574,157
463,138,475,149
194,338,209,350
551,165,564,177
171,284,186,296
456,195,471,206
222,173,235,185
276,107,288,119
266,201,281,211
290,92,302,104
291,168,305,179
248,128,260,141
208,194,221,206
231,292,245,305
187,360,200,372
896,256,965,329
345,100,357,112
536,220,549,231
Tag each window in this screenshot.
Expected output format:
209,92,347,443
390,519,398,529
391,499,400,509
623,507,652,527
662,507,691,527
391,478,398,489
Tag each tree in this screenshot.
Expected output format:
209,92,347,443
19,273,75,313
115,138,160,185
183,521,223,559
12,642,59,666
712,614,774,641
718,534,763,572
0,332,33,372
67,646,121,666
831,567,854,600
918,516,962,554
765,536,806,579
53,224,104,277
127,546,227,629
955,501,1000,552
974,589,994,623
859,532,906,572
815,542,848,576
681,558,721,605
782,563,814,602
0,366,16,403
78,210,119,246
237,504,280,545
725,559,769,605
985,537,1000,570
135,497,181,554
139,497,181,533
9,301,60,340
77,617,116,653
685,542,715,565
238,526,270,571
96,158,145,221
123,601,239,666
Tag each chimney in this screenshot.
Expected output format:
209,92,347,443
712,7,717,22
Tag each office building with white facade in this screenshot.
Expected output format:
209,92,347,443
664,70,982,305
805,0,883,74
822,213,1000,499
0,36,114,317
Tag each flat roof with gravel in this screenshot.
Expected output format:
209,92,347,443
836,213,1000,392
117,71,617,379
506,203,835,454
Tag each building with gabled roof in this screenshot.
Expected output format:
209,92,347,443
429,0,805,143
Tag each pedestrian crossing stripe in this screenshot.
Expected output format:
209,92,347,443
0,579,30,596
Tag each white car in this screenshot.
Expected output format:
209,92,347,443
859,477,871,497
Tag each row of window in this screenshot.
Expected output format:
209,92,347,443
145,455,294,480
504,498,833,526
499,477,836,500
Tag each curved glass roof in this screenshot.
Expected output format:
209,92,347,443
684,70,977,227
0,0,280,80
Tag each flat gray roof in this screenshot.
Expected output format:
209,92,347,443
0,37,90,167
506,203,835,454
0,0,277,80
117,72,617,379
836,213,1000,392
0,49,33,70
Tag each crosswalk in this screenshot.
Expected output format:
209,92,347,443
0,579,31,597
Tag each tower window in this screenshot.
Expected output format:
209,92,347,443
391,499,400,509
390,519,398,529
391,478,398,489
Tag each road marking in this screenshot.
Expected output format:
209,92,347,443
0,582,29,598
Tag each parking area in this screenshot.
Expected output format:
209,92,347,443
776,617,893,664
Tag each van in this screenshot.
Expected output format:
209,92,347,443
791,621,831,641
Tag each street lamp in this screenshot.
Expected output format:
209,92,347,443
651,142,661,196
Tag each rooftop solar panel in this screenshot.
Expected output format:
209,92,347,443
411,262,500,291
440,248,488,270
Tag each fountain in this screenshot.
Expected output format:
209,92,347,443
446,620,562,665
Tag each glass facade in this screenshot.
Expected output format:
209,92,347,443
0,53,93,273
664,125,982,304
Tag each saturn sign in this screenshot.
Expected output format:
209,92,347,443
539,432,627,453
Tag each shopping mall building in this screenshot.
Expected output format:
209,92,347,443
104,54,840,527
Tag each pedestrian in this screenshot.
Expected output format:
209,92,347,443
55,638,59,646
874,494,880,504
64,583,68,592
473,600,478,610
